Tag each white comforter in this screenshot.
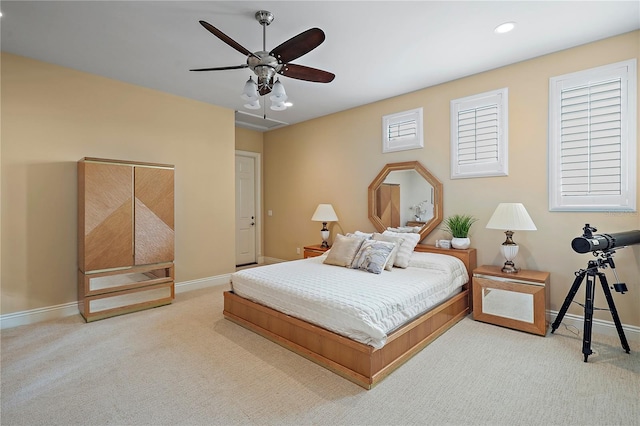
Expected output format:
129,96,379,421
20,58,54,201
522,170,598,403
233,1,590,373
230,252,468,349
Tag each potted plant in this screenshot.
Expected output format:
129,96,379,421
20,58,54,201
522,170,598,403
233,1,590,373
442,214,477,249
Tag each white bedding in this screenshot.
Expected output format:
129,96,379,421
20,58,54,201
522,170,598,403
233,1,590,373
230,251,468,349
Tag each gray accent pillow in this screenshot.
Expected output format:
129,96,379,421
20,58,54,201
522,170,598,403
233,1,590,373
372,233,401,270
351,240,396,274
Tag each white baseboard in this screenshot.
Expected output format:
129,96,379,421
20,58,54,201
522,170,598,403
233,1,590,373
0,301,80,330
0,274,232,330
549,310,640,343
175,274,231,293
3,286,638,343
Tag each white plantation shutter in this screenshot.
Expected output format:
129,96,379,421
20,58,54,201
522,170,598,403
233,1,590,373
387,117,418,141
457,105,499,165
382,108,424,153
451,88,508,178
560,79,622,196
549,60,637,211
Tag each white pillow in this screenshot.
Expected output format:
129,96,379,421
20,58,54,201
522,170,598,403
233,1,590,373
347,231,374,239
372,233,401,270
386,226,422,233
350,240,396,274
323,234,366,267
382,230,421,268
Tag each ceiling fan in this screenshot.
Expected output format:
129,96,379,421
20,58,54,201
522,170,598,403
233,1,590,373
190,10,335,108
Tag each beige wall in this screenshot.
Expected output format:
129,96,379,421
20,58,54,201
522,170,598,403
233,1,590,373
2,31,639,329
1,53,237,314
263,31,640,327
235,127,264,154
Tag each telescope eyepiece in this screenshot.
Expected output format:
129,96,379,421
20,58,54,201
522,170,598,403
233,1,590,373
582,224,597,238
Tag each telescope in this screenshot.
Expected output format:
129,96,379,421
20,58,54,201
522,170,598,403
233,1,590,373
571,224,640,254
553,223,637,362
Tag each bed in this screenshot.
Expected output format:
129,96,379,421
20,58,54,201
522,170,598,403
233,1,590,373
223,243,476,389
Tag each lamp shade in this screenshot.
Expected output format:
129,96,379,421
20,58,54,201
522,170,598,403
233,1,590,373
243,99,261,110
270,100,287,111
311,204,338,222
269,79,287,101
241,77,259,101
486,203,537,231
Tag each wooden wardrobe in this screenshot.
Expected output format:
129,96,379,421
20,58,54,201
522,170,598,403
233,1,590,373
77,157,175,321
376,183,400,228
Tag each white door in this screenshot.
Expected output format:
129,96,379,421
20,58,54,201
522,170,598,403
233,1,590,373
235,154,257,266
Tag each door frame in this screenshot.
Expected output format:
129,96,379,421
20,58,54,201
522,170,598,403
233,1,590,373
235,150,262,264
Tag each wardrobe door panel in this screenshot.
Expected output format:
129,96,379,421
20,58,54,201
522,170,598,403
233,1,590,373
82,162,134,271
134,167,174,265
376,184,400,228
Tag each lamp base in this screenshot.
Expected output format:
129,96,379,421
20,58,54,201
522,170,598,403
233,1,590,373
500,240,520,273
320,224,329,248
501,260,520,274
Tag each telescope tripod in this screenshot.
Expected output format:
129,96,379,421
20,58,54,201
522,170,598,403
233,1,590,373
551,256,630,362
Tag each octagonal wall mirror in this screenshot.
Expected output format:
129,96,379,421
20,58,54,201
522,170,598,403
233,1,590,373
368,161,443,241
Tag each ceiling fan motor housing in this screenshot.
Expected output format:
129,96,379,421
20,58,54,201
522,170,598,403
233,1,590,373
247,52,281,90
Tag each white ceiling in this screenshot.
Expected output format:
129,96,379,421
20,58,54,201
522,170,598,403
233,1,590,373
2,1,639,131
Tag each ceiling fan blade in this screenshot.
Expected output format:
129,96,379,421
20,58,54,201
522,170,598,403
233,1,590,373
199,20,254,58
190,64,248,72
270,28,325,63
279,63,335,83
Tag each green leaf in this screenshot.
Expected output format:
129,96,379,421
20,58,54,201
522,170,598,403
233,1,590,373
442,214,478,238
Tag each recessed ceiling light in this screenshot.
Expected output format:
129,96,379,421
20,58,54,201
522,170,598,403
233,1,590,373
494,22,516,34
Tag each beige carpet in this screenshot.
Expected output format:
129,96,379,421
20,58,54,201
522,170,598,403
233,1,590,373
1,284,638,426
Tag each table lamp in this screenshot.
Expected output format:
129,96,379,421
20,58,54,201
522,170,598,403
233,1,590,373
486,203,537,273
311,204,338,248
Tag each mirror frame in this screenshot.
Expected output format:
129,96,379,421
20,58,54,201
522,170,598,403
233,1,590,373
367,161,443,241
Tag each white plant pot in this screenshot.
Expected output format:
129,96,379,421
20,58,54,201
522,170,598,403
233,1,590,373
451,237,471,249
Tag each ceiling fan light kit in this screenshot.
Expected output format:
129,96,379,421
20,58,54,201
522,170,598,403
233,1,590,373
190,10,334,114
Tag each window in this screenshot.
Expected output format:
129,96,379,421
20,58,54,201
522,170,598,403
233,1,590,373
549,59,637,211
450,88,508,179
382,108,423,153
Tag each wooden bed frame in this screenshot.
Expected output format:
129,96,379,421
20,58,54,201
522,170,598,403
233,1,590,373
223,245,477,389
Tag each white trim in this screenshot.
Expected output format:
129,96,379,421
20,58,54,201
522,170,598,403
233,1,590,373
0,274,233,329
174,274,231,293
548,309,640,343
548,59,637,212
382,107,424,153
0,301,80,329
4,285,637,343
450,87,508,179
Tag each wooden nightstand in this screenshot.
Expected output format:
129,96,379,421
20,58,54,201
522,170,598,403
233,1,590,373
472,265,550,336
303,244,330,258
